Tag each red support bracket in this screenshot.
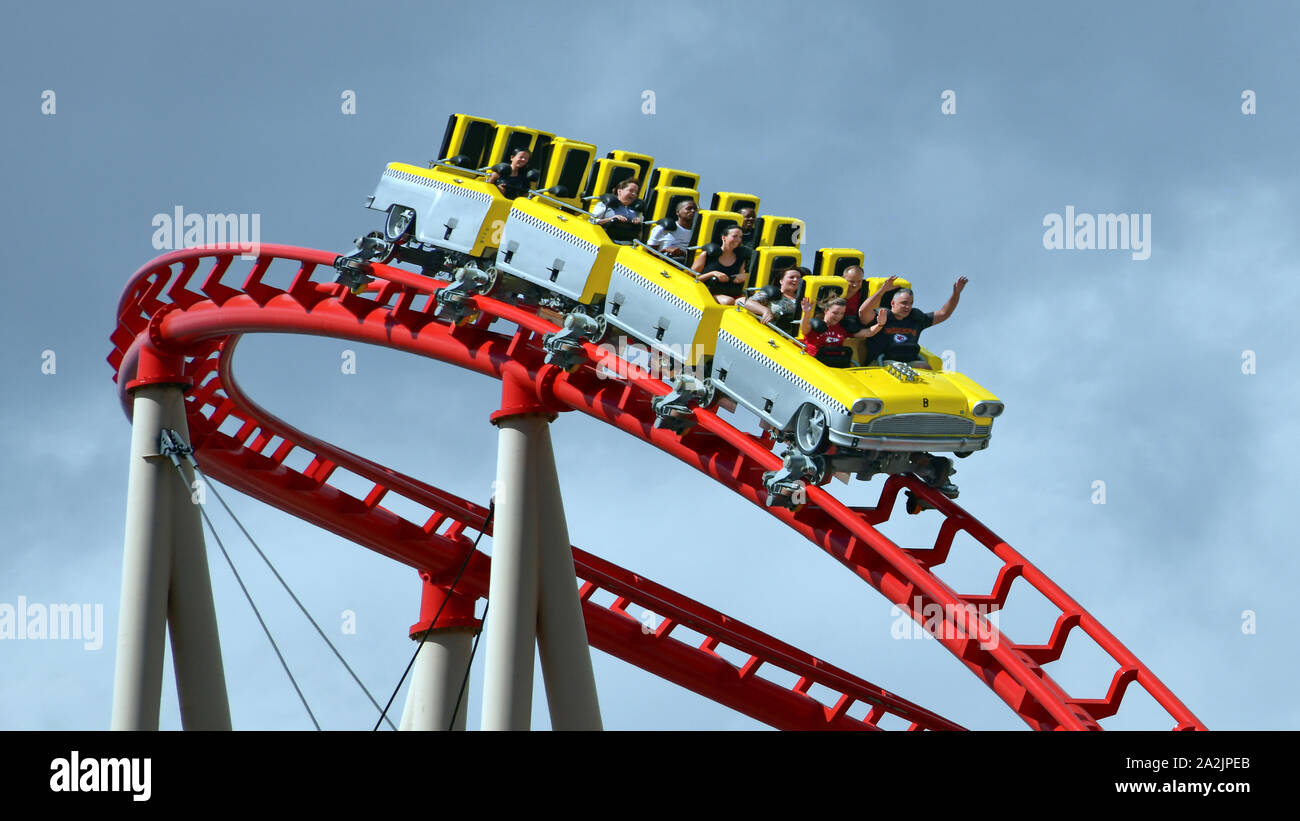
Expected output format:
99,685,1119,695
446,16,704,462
126,310,192,392
408,572,482,637
489,367,564,425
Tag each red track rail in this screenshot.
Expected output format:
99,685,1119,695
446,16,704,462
108,245,1205,730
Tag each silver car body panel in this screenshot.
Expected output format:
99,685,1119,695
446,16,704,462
496,208,600,302
370,166,494,255
710,329,852,435
603,262,705,364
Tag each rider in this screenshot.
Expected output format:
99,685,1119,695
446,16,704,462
738,266,806,335
647,199,698,260
871,277,968,368
798,297,886,367
591,178,644,242
692,226,749,304
486,147,534,200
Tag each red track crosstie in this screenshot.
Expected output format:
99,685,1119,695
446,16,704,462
108,245,1206,731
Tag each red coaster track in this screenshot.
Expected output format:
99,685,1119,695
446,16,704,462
108,245,1205,731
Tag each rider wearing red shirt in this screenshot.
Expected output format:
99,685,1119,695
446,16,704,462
799,297,888,367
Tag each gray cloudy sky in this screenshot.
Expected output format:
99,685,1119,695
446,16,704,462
1,0,1297,731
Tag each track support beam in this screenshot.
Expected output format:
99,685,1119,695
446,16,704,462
534,428,602,730
480,374,602,730
112,343,230,730
400,578,479,731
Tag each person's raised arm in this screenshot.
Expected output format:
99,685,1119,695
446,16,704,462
799,297,814,337
932,276,968,325
853,308,889,338
858,275,899,321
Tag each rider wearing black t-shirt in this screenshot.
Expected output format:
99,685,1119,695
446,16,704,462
692,226,749,304
487,147,533,200
877,307,934,363
868,278,968,367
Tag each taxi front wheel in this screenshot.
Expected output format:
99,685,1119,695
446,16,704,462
794,403,830,456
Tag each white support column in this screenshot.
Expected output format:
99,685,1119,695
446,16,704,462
479,415,544,730
533,426,602,730
400,578,480,731
111,385,177,730
162,399,231,731
400,629,475,731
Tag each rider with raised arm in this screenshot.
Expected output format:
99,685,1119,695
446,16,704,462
872,276,968,368
798,297,887,367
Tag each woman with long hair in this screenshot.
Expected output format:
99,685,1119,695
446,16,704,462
691,226,749,304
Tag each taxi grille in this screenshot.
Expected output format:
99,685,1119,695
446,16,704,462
852,414,986,436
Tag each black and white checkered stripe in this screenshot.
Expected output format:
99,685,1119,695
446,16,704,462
718,330,848,417
612,263,702,319
509,210,599,255
383,167,494,205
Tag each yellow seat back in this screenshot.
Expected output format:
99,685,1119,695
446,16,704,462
583,159,642,207
710,192,760,214
486,125,555,173
748,247,801,290
813,248,865,278
437,113,497,169
644,186,699,223
646,166,700,192
690,209,744,249
606,150,654,191
537,138,596,208
753,215,804,249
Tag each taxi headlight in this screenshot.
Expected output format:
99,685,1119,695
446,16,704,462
852,398,883,415
972,401,1004,418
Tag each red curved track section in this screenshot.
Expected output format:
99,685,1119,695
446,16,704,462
108,245,1206,731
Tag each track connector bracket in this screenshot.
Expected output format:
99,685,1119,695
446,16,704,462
435,263,497,323
333,233,395,294
763,449,826,508
651,373,714,433
910,453,959,498
542,311,605,370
